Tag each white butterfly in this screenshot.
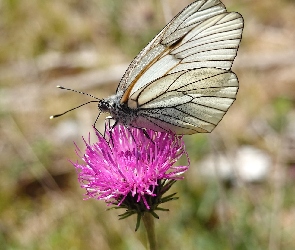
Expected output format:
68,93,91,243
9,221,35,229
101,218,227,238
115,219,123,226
52,0,244,135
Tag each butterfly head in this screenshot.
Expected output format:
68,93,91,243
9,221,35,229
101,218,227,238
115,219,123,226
97,93,138,126
98,94,122,113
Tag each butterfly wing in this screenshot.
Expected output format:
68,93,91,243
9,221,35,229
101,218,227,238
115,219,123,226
128,68,238,134
117,0,243,101
115,0,243,134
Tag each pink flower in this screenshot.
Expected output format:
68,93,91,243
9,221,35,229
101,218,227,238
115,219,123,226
72,123,189,221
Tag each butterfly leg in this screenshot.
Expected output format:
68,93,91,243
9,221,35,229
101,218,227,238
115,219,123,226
93,112,100,130
142,129,152,141
131,125,155,144
104,116,116,146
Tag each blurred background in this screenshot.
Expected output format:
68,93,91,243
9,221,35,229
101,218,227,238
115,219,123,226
1,0,295,249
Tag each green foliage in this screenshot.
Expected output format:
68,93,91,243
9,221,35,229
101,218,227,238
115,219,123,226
270,96,293,132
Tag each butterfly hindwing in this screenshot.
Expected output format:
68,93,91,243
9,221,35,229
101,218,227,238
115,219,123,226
129,68,238,134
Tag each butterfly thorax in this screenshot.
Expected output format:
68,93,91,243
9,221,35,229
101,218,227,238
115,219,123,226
98,93,138,126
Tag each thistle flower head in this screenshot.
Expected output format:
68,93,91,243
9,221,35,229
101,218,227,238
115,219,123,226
72,124,189,228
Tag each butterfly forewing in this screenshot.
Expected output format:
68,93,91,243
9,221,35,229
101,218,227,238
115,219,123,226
117,0,232,94
121,5,242,101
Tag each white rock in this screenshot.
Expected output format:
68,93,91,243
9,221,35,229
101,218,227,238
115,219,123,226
199,146,271,182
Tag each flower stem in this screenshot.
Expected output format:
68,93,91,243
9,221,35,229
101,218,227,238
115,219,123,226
142,213,157,250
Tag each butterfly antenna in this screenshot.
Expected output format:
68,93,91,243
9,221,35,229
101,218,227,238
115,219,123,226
50,100,99,119
56,85,100,100
50,85,101,119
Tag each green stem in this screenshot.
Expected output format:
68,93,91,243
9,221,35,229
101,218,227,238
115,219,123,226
142,213,157,250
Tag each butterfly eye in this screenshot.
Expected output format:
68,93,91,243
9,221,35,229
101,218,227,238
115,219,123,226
98,100,110,112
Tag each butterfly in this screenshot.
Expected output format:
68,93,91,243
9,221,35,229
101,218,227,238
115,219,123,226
51,0,244,135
